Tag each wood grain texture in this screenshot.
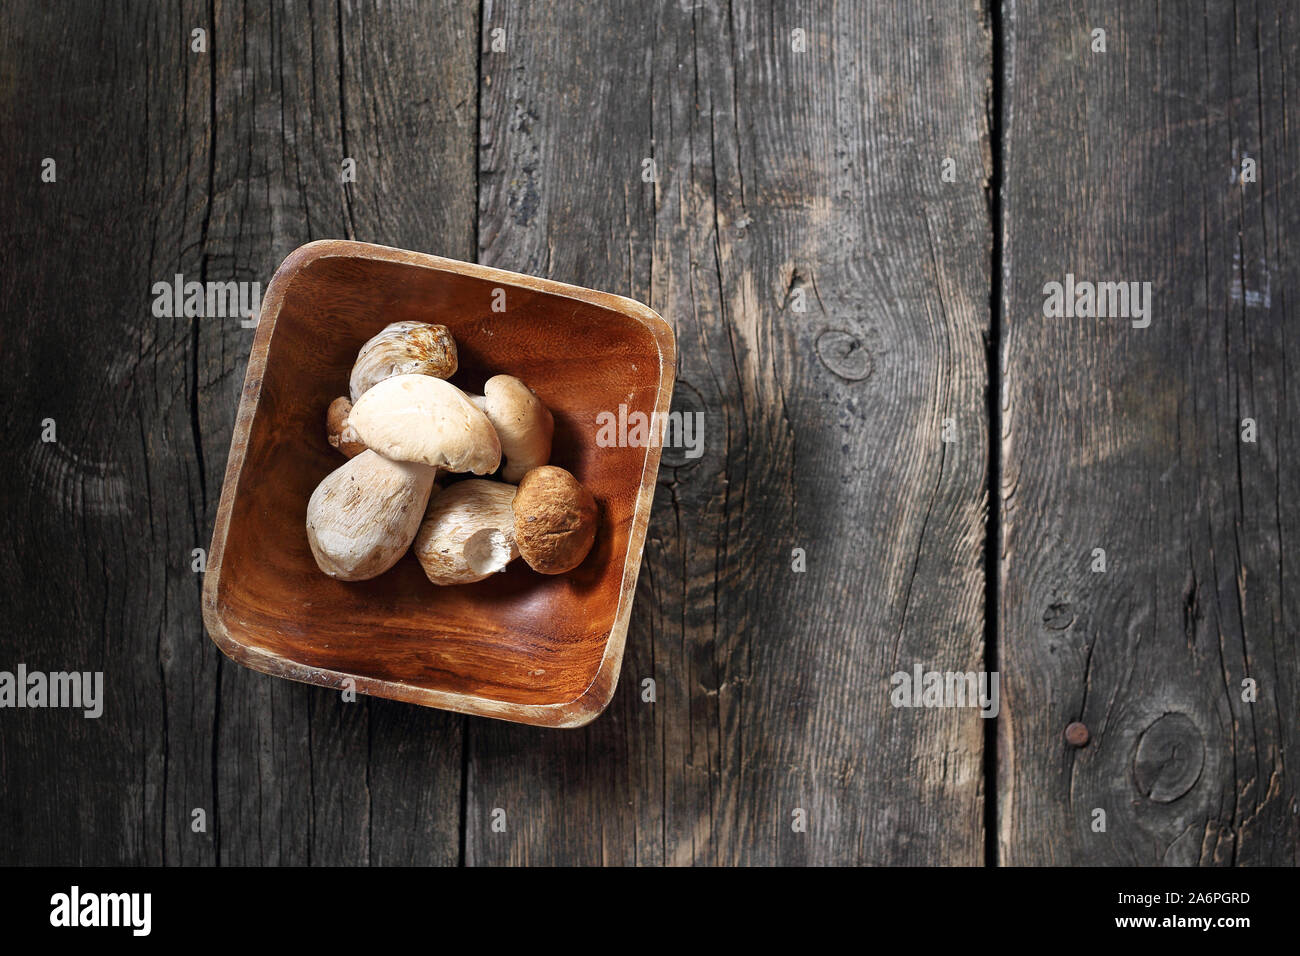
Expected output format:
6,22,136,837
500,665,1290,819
0,0,210,866
467,0,992,865
0,0,476,864
998,0,1300,864
9,0,1297,869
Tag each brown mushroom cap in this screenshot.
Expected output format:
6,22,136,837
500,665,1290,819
326,396,366,458
511,466,598,574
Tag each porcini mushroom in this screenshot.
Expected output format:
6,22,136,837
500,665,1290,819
476,374,554,483
349,374,502,474
305,450,437,581
349,321,458,401
511,465,598,574
325,396,367,458
413,480,520,585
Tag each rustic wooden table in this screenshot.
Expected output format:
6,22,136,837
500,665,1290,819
2,0,1296,866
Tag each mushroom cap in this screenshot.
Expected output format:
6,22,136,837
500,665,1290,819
482,374,554,483
413,480,520,585
326,396,366,458
349,374,502,474
511,466,598,574
349,320,458,401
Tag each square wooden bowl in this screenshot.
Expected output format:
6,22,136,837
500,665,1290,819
202,240,675,727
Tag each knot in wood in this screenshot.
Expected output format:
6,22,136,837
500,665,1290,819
1042,601,1074,630
815,329,874,382
1133,713,1204,804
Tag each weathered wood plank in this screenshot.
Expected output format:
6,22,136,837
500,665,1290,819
0,0,215,866
205,0,477,866
466,0,661,866
999,2,1300,864
0,0,476,864
468,0,992,864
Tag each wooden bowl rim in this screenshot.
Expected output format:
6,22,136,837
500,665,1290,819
201,239,676,728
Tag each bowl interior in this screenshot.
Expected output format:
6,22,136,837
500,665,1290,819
213,252,663,707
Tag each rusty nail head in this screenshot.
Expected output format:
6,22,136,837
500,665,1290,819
1065,721,1090,747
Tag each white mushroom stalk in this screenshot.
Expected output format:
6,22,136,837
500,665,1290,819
305,450,438,581
475,374,555,483
414,480,520,585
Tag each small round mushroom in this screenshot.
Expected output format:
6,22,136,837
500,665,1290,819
348,374,502,474
349,320,458,401
305,450,437,581
476,374,554,483
325,396,367,458
511,465,598,575
413,480,520,585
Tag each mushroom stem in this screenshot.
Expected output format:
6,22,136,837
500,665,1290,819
475,374,555,483
414,480,520,585
305,450,437,581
